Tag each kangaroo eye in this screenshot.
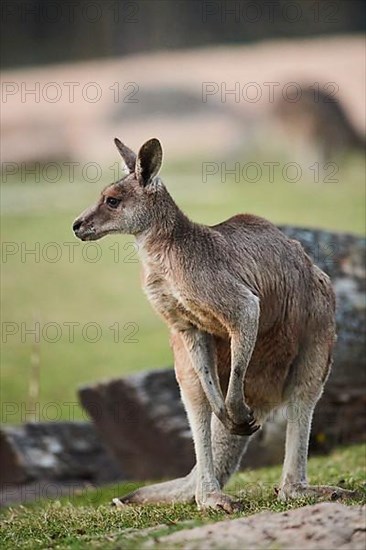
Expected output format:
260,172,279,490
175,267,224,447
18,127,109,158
106,197,121,208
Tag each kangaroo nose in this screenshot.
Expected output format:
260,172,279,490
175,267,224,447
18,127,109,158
73,219,82,232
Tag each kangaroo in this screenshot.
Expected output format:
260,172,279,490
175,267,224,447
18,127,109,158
73,138,353,512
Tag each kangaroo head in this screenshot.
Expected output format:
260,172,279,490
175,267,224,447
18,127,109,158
73,138,163,240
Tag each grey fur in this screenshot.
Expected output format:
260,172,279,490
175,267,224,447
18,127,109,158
74,138,353,511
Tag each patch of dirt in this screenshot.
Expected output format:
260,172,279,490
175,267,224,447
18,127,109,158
2,36,364,164
148,503,366,549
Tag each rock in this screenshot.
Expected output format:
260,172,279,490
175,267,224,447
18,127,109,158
279,227,366,454
79,371,195,480
0,421,122,486
150,502,366,549
79,228,365,479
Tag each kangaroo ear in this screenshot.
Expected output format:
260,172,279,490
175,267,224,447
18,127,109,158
114,138,136,173
135,138,163,187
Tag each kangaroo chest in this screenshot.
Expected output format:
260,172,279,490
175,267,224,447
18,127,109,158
141,263,225,336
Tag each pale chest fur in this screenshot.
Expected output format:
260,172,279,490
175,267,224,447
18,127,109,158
140,258,226,337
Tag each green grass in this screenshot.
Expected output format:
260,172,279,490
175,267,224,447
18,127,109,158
1,444,365,549
1,153,365,423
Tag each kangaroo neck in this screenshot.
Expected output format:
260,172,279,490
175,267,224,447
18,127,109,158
135,196,193,265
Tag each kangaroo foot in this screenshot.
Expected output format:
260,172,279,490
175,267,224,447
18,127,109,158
112,472,196,506
197,490,242,513
278,483,358,502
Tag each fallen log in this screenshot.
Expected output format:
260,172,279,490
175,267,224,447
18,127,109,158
0,421,122,486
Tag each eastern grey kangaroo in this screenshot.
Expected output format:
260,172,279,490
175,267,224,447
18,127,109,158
73,138,351,512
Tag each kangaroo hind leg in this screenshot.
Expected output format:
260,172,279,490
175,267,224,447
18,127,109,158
278,339,356,502
112,335,250,508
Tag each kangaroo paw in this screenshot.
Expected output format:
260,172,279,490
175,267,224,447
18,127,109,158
223,405,261,436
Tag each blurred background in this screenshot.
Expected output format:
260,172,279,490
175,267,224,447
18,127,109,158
1,0,365,424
